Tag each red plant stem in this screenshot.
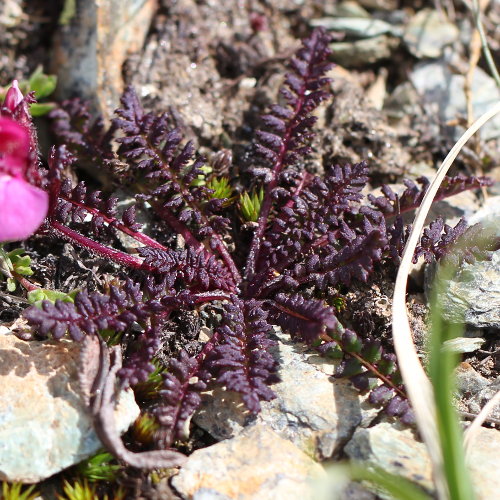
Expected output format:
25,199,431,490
155,204,204,251
244,51,323,284
268,300,312,322
380,179,492,219
144,134,241,285
156,203,241,286
192,291,232,304
211,236,241,285
12,272,39,292
50,221,152,271
164,330,221,445
319,332,407,399
61,196,167,249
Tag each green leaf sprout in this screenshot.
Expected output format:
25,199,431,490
240,188,264,222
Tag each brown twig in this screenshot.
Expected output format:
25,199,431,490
464,13,482,128
80,335,187,469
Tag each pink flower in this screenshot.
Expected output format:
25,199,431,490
0,117,48,242
3,80,24,112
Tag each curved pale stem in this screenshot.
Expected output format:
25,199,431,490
392,101,500,500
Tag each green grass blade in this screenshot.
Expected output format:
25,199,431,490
428,265,476,500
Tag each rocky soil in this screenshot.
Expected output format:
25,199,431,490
1,0,499,498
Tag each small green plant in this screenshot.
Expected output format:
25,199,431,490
207,177,234,203
132,413,160,445
189,165,213,187
133,359,166,401
0,247,34,291
57,478,125,500
27,288,78,307
74,450,121,483
57,478,97,500
1,482,39,500
239,188,264,222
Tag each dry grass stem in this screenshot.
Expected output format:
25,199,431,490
469,0,500,88
464,389,500,454
464,5,483,126
392,101,500,500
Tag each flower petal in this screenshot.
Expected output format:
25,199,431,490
0,175,48,242
0,117,30,176
3,80,24,112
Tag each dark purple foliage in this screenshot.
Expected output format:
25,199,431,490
138,246,236,292
21,27,491,450
112,87,231,253
50,98,115,165
267,293,338,343
414,218,499,266
155,339,217,446
24,280,149,341
245,26,334,281
369,174,492,217
208,298,279,412
118,326,162,386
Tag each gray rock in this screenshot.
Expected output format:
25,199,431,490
0,334,139,483
52,0,156,122
172,425,325,500
329,35,400,67
424,195,500,328
345,423,434,493
411,60,500,140
467,377,500,422
468,196,500,229
384,81,420,120
455,365,500,422
345,422,500,499
311,17,401,39
438,251,500,329
403,9,459,58
468,427,500,499
114,190,153,251
323,1,370,18
455,363,490,395
195,329,378,460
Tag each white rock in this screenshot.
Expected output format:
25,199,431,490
172,425,325,500
443,337,485,354
195,330,378,459
404,9,459,58
345,422,500,499
0,325,11,335
311,17,400,39
0,334,140,483
0,0,24,28
467,377,500,422
468,196,500,230
323,1,370,19
329,35,399,68
411,60,500,140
